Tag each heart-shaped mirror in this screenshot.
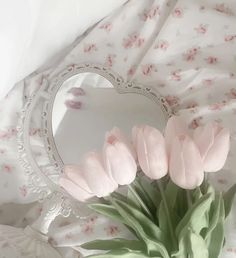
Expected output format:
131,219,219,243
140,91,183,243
52,72,167,164
17,63,172,215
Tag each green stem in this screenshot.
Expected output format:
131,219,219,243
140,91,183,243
157,181,178,250
128,185,154,221
186,190,192,208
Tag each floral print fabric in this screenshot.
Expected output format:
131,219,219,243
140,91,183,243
0,0,236,256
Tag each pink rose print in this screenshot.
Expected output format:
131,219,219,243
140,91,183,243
165,95,180,107
194,24,208,34
185,101,199,109
205,56,218,64
171,70,182,81
2,164,13,173
202,78,215,87
99,22,112,32
65,233,74,240
127,66,137,76
29,128,41,136
209,101,226,111
139,5,160,21
19,185,28,197
189,117,203,129
105,54,116,67
68,87,86,96
82,224,94,235
122,32,145,49
225,88,236,100
84,43,97,53
64,100,82,110
172,7,183,18
105,225,119,236
183,47,199,62
142,64,157,76
0,127,18,140
225,34,236,42
214,3,234,16
154,40,169,51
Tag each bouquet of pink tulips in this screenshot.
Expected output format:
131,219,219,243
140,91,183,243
60,116,235,258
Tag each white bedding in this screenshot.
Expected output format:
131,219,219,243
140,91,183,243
0,0,127,99
0,0,236,257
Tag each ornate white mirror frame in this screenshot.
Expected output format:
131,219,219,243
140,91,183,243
17,63,173,218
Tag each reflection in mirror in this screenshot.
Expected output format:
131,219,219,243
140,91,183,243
52,73,167,164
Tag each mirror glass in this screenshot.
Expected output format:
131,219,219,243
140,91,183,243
52,72,167,164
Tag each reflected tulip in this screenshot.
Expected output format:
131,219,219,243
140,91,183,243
132,125,168,180
59,165,94,202
169,135,204,189
194,122,230,172
82,151,118,197
104,127,137,185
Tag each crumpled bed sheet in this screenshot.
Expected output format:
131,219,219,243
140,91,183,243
0,0,236,257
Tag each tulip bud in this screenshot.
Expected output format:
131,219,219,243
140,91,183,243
59,165,94,202
165,115,188,154
104,127,137,185
133,125,168,180
82,152,118,197
169,135,204,189
194,122,230,172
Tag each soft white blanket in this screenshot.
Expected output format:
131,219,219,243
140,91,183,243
0,0,127,98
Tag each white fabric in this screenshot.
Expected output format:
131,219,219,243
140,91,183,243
0,0,236,257
0,0,127,99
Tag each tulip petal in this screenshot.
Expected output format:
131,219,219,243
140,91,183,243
83,152,118,198
137,126,168,180
182,137,204,188
204,128,230,172
106,127,137,160
59,177,93,202
64,165,92,193
165,116,188,153
169,136,204,189
193,123,214,160
104,142,137,185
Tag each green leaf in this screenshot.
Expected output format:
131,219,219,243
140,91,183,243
192,187,203,203
85,249,161,258
207,197,225,258
165,181,179,209
81,238,144,252
89,204,126,225
188,230,209,258
138,177,161,209
223,184,236,218
176,193,213,237
172,229,208,258
204,193,221,240
110,199,169,258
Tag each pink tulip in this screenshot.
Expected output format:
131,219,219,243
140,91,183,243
193,122,230,172
169,135,204,189
82,151,118,197
59,165,94,202
132,125,168,180
104,127,137,185
165,115,188,154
